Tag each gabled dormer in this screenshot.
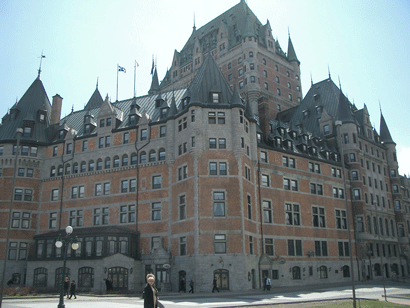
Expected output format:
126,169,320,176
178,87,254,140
129,99,140,127
83,111,96,135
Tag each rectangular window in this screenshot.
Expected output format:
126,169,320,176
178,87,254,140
209,138,217,149
263,200,272,223
312,206,326,228
315,241,328,257
265,238,274,256
82,140,88,151
285,203,300,225
152,175,162,189
260,151,268,163
288,239,302,256
152,202,161,220
262,174,270,187
160,126,166,137
179,237,187,256
214,234,226,254
338,242,350,257
140,129,147,141
179,195,186,220
95,183,102,196
51,189,59,201
336,209,347,229
123,132,129,144
218,138,226,149
49,212,57,229
213,192,225,217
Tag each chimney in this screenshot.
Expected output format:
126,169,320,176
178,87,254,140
50,94,63,125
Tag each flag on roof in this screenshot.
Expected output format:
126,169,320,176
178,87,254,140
118,66,126,73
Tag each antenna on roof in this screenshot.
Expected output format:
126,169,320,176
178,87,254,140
37,51,46,79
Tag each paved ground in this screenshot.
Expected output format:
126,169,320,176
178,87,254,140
2,280,410,307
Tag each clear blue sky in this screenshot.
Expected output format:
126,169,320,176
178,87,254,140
1,0,409,174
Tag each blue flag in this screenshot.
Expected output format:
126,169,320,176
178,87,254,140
118,66,126,73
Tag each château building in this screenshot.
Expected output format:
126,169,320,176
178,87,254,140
0,0,408,293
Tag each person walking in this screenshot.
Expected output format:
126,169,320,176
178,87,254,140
189,279,194,293
212,277,219,293
64,277,70,298
69,280,77,299
143,274,158,308
266,277,271,291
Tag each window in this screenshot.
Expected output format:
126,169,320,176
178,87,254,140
53,146,58,157
349,153,356,162
123,132,129,144
218,138,226,149
285,204,300,225
69,210,83,227
309,162,320,173
312,206,326,228
151,202,161,220
262,174,270,187
159,126,166,137
152,175,162,189
51,189,59,201
120,205,136,223
140,152,146,164
249,236,254,255
209,138,217,149
11,212,30,229
179,237,187,256
213,192,225,217
336,209,347,229
315,241,328,256
214,234,226,254
353,189,361,200
178,165,188,180
261,151,268,163
49,212,57,229
288,239,302,256
265,238,274,256
179,195,186,220
95,183,102,196
82,140,88,151
33,268,48,287
78,267,94,288
263,200,272,223
140,129,147,141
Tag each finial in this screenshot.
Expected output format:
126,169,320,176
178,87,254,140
71,104,74,113
288,26,290,37
338,76,342,91
310,72,313,86
37,51,46,79
193,12,196,30
96,77,99,89
328,64,331,79
379,100,382,113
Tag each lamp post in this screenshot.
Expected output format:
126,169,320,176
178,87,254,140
366,247,373,280
0,128,23,308
55,226,79,308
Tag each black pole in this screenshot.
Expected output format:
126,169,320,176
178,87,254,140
58,241,67,308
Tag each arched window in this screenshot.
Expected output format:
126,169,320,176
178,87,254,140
88,160,94,172
292,266,301,280
33,267,48,287
55,267,70,289
96,159,103,170
319,266,328,279
131,153,137,165
58,165,63,176
113,156,119,168
105,157,111,169
140,151,147,164
158,148,166,161
65,164,71,175
342,265,350,278
149,150,156,162
73,163,78,174
50,166,56,177
78,267,94,288
122,154,128,166
80,161,86,173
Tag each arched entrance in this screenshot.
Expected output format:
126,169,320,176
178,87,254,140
251,269,256,289
178,270,186,291
213,269,229,291
108,267,128,290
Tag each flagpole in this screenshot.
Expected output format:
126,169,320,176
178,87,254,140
116,64,119,101
134,60,136,98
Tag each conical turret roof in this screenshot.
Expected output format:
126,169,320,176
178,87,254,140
380,112,395,144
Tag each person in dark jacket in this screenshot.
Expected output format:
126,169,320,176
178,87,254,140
64,277,70,298
212,277,219,293
69,280,77,299
143,274,158,308
189,279,194,293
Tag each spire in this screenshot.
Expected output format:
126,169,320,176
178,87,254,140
96,77,99,89
310,72,313,86
287,35,299,63
168,93,178,117
380,111,395,144
193,12,196,30
328,65,331,79
336,91,355,124
148,68,160,95
84,87,103,110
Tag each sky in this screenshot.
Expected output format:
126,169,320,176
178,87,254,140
1,0,409,175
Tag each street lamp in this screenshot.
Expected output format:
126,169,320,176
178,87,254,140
55,226,79,308
366,248,373,280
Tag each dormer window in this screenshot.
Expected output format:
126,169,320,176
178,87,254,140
303,110,309,119
23,127,32,137
100,119,105,127
182,97,190,109
156,99,162,108
316,106,322,115
59,130,65,139
257,133,262,143
106,118,112,126
212,93,220,104
39,113,45,122
279,128,285,136
84,124,91,135
314,94,320,101
129,115,137,125
323,125,330,135
161,108,168,119
275,137,282,147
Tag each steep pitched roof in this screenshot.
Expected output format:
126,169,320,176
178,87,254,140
0,77,51,143
336,91,355,124
380,112,395,144
149,68,160,94
84,87,103,110
287,36,299,63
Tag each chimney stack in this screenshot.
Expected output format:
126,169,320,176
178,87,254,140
50,94,63,125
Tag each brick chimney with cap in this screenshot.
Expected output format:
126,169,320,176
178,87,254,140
50,94,63,125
